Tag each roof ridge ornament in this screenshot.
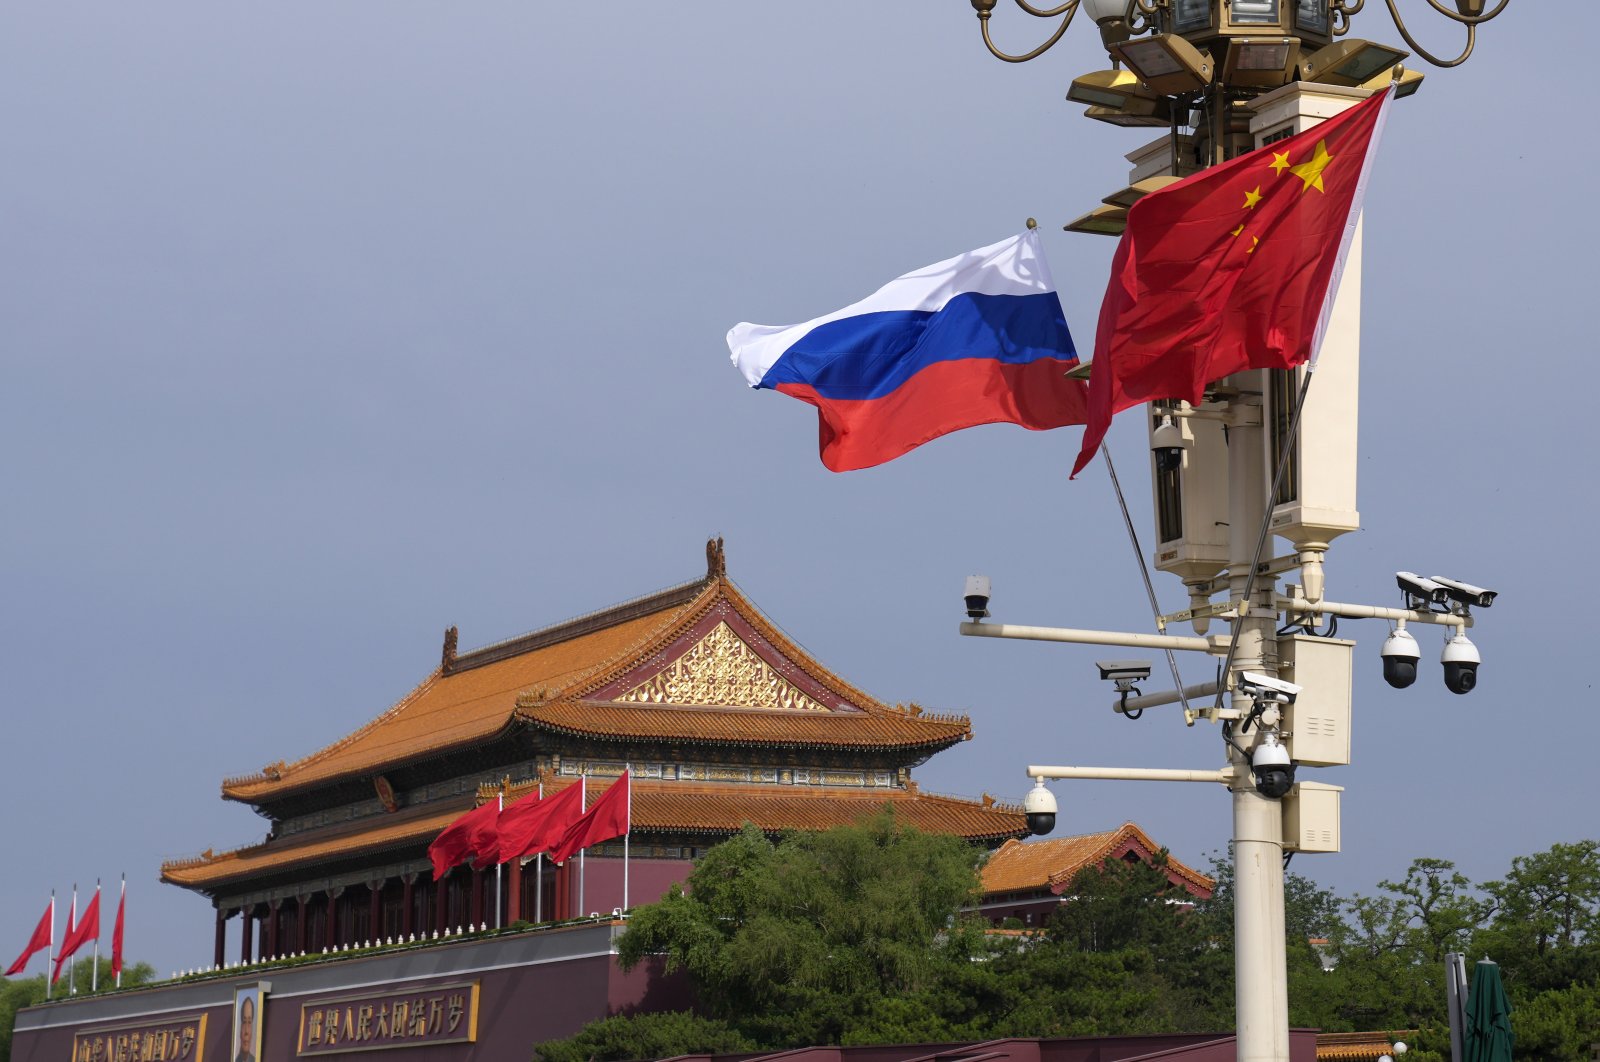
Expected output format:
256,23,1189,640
706,536,726,579
441,625,459,672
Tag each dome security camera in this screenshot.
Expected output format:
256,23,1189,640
1380,627,1420,689
1441,633,1480,695
1023,778,1057,836
1250,733,1296,800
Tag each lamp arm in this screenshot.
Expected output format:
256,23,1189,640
1381,0,1477,67
1013,0,1077,19
1410,0,1511,25
976,5,1077,62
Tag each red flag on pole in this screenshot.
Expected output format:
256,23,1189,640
427,800,501,881
5,899,53,976
493,780,587,865
52,890,99,984
1071,86,1393,477
111,879,126,981
549,771,631,866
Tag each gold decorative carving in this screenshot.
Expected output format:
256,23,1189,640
618,622,829,712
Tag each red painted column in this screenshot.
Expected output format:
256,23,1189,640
239,907,254,965
266,900,281,959
368,880,384,944
324,887,342,951
434,875,448,934
296,895,309,955
507,858,523,923
214,908,227,969
401,874,415,938
469,868,484,930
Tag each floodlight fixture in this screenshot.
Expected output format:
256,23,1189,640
1113,33,1215,95
1063,204,1128,237
1067,68,1146,108
1358,64,1425,98
1102,175,1183,209
1084,101,1172,128
1221,37,1300,88
1299,38,1409,87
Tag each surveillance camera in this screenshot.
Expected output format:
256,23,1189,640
1151,415,1189,474
1238,671,1301,705
1396,572,1449,608
1250,734,1296,800
963,575,991,621
1427,576,1497,609
1023,778,1057,836
1380,628,1420,689
1096,660,1152,688
1441,633,1480,695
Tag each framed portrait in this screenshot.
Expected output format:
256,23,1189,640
232,981,270,1062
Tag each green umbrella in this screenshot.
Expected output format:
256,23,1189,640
1464,958,1514,1062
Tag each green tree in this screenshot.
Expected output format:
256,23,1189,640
613,812,989,1048
1475,840,1600,994
534,1011,751,1062
2,958,157,1062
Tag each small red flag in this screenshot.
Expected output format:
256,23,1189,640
5,899,53,977
549,772,631,866
111,883,126,979
427,800,502,881
494,781,587,865
1072,86,1393,477
53,890,99,984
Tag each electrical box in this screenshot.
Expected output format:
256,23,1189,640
1283,781,1342,853
1149,402,1231,586
1276,633,1353,767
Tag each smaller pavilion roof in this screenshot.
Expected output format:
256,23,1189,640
979,823,1214,899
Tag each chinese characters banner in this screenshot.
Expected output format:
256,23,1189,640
72,1014,208,1062
295,981,480,1055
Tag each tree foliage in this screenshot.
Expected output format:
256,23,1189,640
532,819,1600,1062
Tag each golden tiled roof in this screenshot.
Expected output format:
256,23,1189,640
163,778,1025,889
161,798,475,888
979,823,1214,898
221,555,971,804
1316,1032,1416,1062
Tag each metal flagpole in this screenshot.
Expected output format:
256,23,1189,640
534,782,543,923
67,884,76,996
622,765,631,912
91,880,100,993
45,891,54,1001
494,789,503,930
115,876,125,988
577,775,587,918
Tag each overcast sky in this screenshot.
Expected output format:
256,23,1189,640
2,4,1579,979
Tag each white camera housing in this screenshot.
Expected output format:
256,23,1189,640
1022,778,1057,836
963,575,991,620
1238,671,1302,704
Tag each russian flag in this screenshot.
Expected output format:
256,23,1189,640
728,230,1087,472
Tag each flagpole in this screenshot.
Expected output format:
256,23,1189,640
577,775,587,919
115,875,125,988
494,790,503,930
534,782,543,922
67,884,76,996
45,892,54,1001
91,880,100,993
622,764,631,913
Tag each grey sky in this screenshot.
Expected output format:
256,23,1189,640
1,4,1577,978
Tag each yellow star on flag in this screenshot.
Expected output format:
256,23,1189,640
1289,139,1334,193
1231,224,1245,237
1242,186,1263,210
1247,236,1260,254
1270,150,1291,175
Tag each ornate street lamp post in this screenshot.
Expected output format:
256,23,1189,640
959,3,1509,1062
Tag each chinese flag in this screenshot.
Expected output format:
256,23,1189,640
5,899,52,976
1072,86,1393,477
427,800,502,881
493,781,587,865
111,883,125,979
52,890,99,984
549,772,631,866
